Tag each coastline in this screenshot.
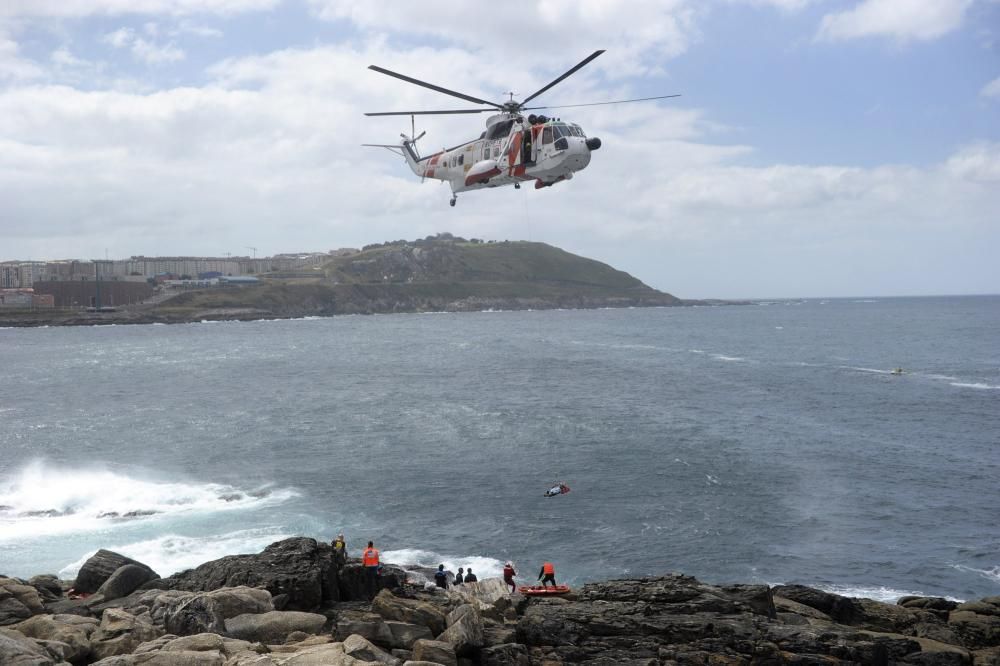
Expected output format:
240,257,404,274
3,536,998,665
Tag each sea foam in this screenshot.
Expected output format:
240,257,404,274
0,460,297,541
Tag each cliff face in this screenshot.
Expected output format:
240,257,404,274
3,537,999,665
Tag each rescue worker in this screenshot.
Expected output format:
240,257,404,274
538,561,556,588
433,564,448,589
503,562,517,594
362,541,380,599
464,567,478,583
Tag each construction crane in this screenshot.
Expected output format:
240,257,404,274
246,246,258,259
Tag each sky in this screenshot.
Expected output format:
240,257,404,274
0,0,998,299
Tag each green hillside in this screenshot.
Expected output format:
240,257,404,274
323,238,649,290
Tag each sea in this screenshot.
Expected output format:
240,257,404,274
1,296,998,603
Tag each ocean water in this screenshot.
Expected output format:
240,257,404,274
1,296,998,603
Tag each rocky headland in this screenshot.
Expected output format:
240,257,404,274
3,537,999,665
0,238,742,328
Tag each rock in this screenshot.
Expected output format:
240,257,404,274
949,608,1000,649
384,621,433,649
1,578,46,625
479,643,529,666
269,642,364,665
73,551,158,596
12,614,98,663
160,632,227,652
343,634,400,664
772,584,844,615
156,587,273,637
372,590,447,636
164,595,226,636
96,566,160,603
338,563,405,601
334,611,394,646
0,627,64,665
90,609,162,661
132,650,225,665
390,648,411,661
156,538,338,611
410,639,457,666
436,605,484,657
900,597,961,613
28,576,64,602
224,611,326,643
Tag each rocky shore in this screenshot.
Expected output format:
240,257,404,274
3,537,998,665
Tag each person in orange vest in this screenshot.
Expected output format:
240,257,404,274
537,561,556,588
362,540,380,599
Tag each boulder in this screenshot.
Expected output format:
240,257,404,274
1,578,46,625
372,590,447,636
342,634,400,665
384,621,433,649
479,643,529,666
269,642,364,665
164,595,226,637
0,627,64,666
224,611,326,643
410,639,457,666
949,608,1000,649
95,566,160,603
12,614,98,663
338,563,405,601
334,611,394,646
28,576,65,603
160,633,227,652
90,609,162,661
436,605,484,657
73,551,158,596
156,539,338,611
133,651,225,665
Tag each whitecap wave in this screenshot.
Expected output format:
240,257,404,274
382,547,505,581
841,366,894,375
712,354,745,362
952,564,1000,585
950,382,1000,390
816,584,960,604
58,527,292,579
0,460,298,541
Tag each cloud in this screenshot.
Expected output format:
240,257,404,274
946,141,1000,182
982,76,1000,99
0,31,42,80
816,0,973,43
0,0,279,19
103,26,185,64
307,0,701,77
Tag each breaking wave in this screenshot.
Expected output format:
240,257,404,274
0,460,298,541
382,547,506,582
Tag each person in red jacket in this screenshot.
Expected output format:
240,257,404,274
538,561,556,587
362,541,380,599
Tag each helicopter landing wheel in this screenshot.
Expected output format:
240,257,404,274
449,196,457,207
514,182,521,190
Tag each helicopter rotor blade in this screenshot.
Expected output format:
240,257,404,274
520,50,605,106
368,65,502,109
524,94,681,111
365,109,494,116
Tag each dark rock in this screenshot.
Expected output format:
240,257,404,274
343,633,399,664
411,638,457,666
164,595,226,636
95,564,159,603
72,550,158,595
334,610,394,646
338,561,405,601
900,597,960,613
156,537,338,611
27,577,63,603
772,584,844,615
1,579,45,626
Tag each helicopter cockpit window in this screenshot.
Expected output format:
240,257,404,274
485,119,514,141
542,127,553,144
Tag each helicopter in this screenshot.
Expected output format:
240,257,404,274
364,50,679,206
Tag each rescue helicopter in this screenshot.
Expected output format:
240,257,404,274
364,50,679,206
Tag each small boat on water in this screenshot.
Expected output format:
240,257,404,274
519,585,572,596
891,367,905,375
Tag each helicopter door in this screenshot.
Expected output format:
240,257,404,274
522,129,533,165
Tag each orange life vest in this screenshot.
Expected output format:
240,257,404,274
362,547,380,567
542,562,555,575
